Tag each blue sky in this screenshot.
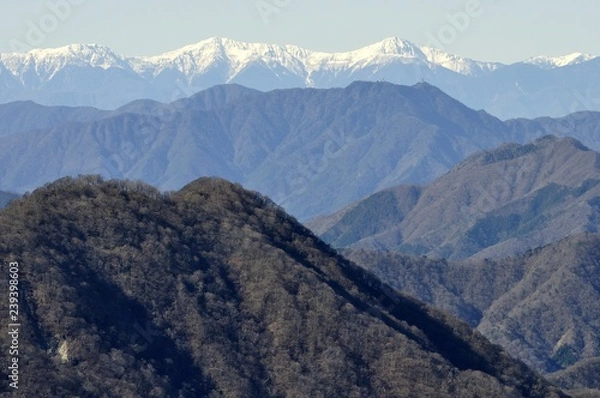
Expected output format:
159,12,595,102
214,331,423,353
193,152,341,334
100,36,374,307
1,0,599,63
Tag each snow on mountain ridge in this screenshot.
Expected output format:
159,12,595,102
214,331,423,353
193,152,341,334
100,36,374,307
2,43,127,70
524,52,598,69
421,47,503,76
129,37,441,85
135,37,308,81
356,37,425,58
0,43,129,84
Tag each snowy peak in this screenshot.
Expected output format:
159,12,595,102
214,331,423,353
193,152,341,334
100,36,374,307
135,37,233,76
3,43,126,68
0,43,129,83
146,37,273,61
524,52,598,69
137,37,307,79
361,37,425,57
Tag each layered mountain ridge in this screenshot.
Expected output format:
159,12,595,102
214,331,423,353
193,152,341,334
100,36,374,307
2,82,600,220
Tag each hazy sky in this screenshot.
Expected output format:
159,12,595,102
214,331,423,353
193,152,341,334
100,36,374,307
1,0,599,63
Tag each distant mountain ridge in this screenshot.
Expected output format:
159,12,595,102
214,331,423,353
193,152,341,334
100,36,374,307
2,82,600,220
310,135,600,259
1,37,598,118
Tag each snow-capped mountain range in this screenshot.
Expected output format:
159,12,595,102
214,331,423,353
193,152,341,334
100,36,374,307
0,37,598,119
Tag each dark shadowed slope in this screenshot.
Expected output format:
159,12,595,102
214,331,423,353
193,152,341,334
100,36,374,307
312,136,600,260
344,232,600,391
0,176,565,397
